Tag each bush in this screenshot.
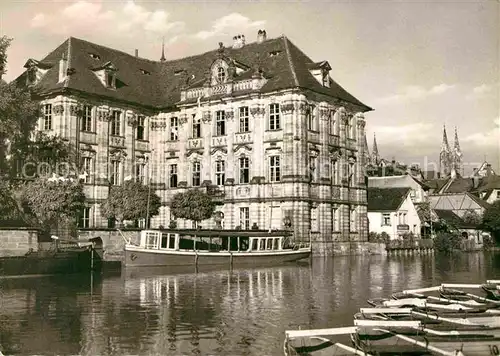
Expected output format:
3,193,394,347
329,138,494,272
434,232,462,253
483,235,496,250
368,231,390,243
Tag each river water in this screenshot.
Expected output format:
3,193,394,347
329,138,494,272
1,252,499,355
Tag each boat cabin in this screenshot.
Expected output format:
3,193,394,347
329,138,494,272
136,230,291,253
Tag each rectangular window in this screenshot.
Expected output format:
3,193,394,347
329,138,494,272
110,110,121,136
330,112,336,135
136,116,145,140
170,117,178,141
496,191,500,199
239,106,249,133
82,157,92,184
239,207,250,230
78,207,91,228
239,157,250,184
169,164,178,188
350,208,357,232
192,161,201,186
269,103,280,130
136,163,145,184
215,160,225,186
332,208,340,231
269,156,280,182
110,160,121,185
106,72,114,87
311,207,318,231
331,159,337,184
81,105,92,132
43,104,52,131
382,213,391,226
309,156,317,182
216,111,226,136
307,106,315,131
192,114,201,138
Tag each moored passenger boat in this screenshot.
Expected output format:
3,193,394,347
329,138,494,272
124,229,311,267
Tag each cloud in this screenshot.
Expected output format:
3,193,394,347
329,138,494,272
371,122,435,145
462,117,500,147
374,84,455,105
30,1,184,37
466,83,498,100
193,13,265,40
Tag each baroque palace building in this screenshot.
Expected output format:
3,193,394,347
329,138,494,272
16,30,372,252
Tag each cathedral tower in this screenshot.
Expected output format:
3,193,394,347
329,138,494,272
372,133,379,165
452,126,463,176
439,125,451,178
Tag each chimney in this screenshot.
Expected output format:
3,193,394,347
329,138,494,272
58,52,68,83
135,49,139,57
232,34,245,49
257,29,267,43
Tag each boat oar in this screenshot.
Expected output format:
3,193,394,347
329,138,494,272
401,292,485,307
285,326,358,339
373,328,465,356
410,310,486,326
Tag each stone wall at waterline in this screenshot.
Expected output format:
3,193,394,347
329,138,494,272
0,227,39,257
78,229,140,261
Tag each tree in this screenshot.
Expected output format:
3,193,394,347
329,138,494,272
0,36,39,176
482,200,500,244
0,36,12,80
19,177,86,232
169,189,216,228
462,209,482,226
100,181,162,226
9,131,79,179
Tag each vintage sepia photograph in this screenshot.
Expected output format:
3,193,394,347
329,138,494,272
0,0,499,355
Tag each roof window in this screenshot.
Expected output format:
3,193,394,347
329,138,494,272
140,69,151,75
269,50,282,57
89,53,101,60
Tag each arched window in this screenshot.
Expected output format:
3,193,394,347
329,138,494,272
217,67,226,83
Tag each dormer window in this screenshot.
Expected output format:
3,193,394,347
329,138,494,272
269,50,282,57
308,61,332,88
23,58,52,87
140,69,151,75
89,53,101,60
217,67,226,83
92,61,118,89
106,72,115,87
27,66,37,86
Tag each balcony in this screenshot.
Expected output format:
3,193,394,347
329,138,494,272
234,132,253,144
135,140,149,151
328,135,340,147
80,132,97,145
182,78,267,101
212,136,227,147
346,138,357,151
187,138,203,149
109,136,125,148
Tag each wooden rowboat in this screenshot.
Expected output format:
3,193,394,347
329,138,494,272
284,327,371,356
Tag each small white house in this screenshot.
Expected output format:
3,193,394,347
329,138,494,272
367,187,421,240
368,174,429,203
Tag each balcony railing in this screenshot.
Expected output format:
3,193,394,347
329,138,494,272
183,79,266,101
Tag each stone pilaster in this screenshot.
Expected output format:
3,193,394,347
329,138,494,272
280,101,294,180
250,104,265,179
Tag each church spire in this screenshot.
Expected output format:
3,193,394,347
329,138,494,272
372,133,379,165
160,37,166,62
453,126,463,177
439,124,451,178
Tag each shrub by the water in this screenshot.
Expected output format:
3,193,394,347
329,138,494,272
433,232,462,253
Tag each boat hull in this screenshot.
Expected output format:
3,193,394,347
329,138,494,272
284,336,367,356
0,248,101,277
354,329,500,356
124,246,311,267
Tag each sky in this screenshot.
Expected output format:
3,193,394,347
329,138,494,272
0,0,499,174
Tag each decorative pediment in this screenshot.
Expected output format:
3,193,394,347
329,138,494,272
211,147,228,156
233,144,252,154
186,149,203,158
109,149,127,161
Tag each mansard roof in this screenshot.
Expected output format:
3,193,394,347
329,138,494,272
14,36,372,112
367,187,411,212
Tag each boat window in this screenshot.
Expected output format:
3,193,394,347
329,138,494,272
252,238,258,251
160,233,168,249
259,239,265,251
240,237,249,251
267,238,273,250
146,232,158,249
169,235,176,250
